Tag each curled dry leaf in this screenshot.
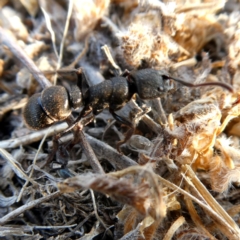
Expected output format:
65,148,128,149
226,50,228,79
73,0,110,41
162,216,186,240
0,194,17,207
58,171,165,220
172,14,224,57
225,12,240,73
119,15,185,68
20,0,39,17
117,208,157,240
0,6,29,41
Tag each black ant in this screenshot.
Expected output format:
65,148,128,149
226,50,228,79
23,68,233,152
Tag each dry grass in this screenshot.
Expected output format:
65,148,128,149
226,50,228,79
1,0,240,239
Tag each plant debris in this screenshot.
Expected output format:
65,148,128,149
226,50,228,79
1,0,240,239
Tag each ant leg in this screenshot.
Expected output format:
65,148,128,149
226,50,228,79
58,105,92,137
45,108,92,168
81,114,95,126
49,106,92,158
42,135,59,168
75,68,90,97
109,103,151,153
109,108,134,153
121,69,130,77
67,113,95,149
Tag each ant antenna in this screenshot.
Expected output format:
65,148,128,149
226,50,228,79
162,75,234,93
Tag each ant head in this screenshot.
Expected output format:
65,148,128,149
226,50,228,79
130,69,175,99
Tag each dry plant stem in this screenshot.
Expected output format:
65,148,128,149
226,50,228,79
101,16,119,33
142,115,162,133
0,224,79,237
77,130,105,174
159,174,240,240
171,57,197,70
227,204,240,217
57,0,73,69
0,148,38,186
63,212,94,239
41,7,59,60
17,128,51,202
101,45,121,75
0,123,68,148
175,2,224,13
67,35,90,68
182,165,240,232
0,191,61,225
0,27,51,88
0,226,35,236
1,224,77,231
86,134,137,169
0,96,27,117
162,216,186,240
33,224,77,229
48,0,73,85
90,189,107,229
151,98,167,124
184,186,217,239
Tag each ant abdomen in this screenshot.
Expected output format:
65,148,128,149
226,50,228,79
23,93,55,130
40,86,72,121
23,86,73,130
